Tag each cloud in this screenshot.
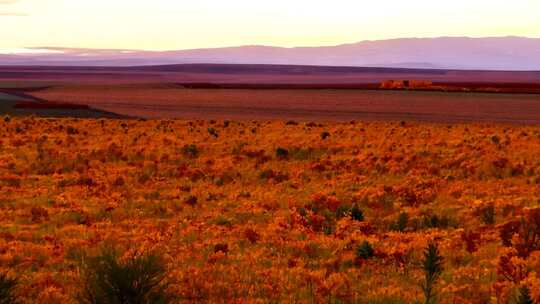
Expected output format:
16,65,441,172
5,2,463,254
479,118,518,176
0,0,26,16
0,12,26,16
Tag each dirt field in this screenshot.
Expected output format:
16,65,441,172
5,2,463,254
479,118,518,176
31,85,540,123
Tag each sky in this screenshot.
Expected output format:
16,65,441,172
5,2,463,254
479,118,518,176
1,0,540,51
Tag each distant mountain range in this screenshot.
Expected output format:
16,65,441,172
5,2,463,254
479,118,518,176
1,36,540,70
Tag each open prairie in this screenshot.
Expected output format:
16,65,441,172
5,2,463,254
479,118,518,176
1,64,540,303
1,117,540,303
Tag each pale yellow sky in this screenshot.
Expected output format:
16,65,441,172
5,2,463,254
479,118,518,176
1,0,539,50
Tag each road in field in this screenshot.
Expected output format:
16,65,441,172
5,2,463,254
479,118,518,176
0,91,123,118
31,86,540,123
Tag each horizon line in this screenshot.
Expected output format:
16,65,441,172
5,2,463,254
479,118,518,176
2,35,539,54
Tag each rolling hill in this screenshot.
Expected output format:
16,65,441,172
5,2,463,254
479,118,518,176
1,36,540,70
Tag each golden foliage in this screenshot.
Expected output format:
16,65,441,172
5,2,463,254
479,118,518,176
0,117,540,303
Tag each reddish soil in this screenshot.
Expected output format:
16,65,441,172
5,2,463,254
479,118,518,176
30,85,540,123
13,101,90,110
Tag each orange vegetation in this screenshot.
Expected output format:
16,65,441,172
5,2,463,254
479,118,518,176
379,80,434,89
1,117,540,303
378,80,528,94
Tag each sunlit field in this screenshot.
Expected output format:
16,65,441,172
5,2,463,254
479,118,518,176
1,117,539,303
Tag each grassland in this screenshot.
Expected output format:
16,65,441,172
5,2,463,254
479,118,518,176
1,117,540,303
1,64,540,302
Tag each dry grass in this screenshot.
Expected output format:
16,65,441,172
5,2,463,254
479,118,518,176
0,117,540,303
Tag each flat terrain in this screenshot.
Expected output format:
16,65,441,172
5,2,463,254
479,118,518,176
1,64,540,84
0,64,538,122
2,64,540,302
1,118,540,303
31,85,540,123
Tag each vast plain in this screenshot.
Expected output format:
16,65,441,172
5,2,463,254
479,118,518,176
1,64,540,303
1,117,540,303
2,64,540,122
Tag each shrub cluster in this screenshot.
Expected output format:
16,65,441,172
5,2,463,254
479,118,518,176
79,247,171,304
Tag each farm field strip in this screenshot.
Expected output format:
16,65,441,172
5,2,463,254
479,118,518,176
30,86,540,123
